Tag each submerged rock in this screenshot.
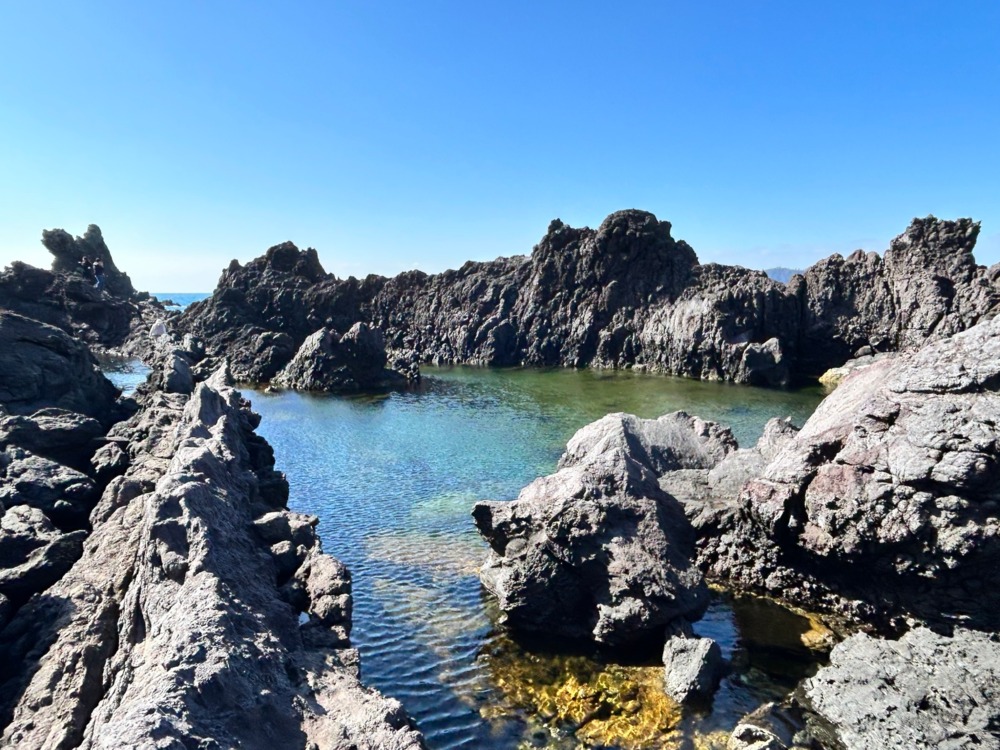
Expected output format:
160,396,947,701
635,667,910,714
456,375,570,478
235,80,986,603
703,313,1000,629
473,412,723,647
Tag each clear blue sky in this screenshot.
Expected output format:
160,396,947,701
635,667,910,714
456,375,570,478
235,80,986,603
2,1,998,292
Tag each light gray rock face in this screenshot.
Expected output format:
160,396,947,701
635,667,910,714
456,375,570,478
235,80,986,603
559,411,738,474
472,412,726,647
0,312,121,423
0,367,425,749
703,314,1000,629
661,417,800,541
271,322,415,392
803,627,1000,750
662,635,724,703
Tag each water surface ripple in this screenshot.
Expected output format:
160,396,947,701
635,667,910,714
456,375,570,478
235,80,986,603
245,366,826,749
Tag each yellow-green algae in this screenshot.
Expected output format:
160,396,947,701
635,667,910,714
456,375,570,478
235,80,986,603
480,634,683,749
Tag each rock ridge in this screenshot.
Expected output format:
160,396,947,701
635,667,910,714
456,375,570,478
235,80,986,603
178,210,1000,388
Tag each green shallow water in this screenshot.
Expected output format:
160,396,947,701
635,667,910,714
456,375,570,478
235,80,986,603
239,366,826,749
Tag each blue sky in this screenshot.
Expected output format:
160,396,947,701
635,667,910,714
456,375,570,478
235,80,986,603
2,1,998,292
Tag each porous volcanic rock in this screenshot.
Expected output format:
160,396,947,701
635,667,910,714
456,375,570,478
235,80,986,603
0,407,105,472
43,223,136,298
0,224,164,350
179,242,384,382
271,322,415,392
0,312,122,424
0,447,98,529
662,635,724,704
180,210,999,387
472,412,729,647
796,216,1000,374
0,505,87,605
802,627,1000,750
0,366,425,749
702,313,1000,629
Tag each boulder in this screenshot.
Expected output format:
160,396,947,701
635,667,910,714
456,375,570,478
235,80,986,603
0,505,86,603
473,412,719,647
271,323,414,392
0,408,104,472
662,635,724,703
0,312,121,424
0,447,99,529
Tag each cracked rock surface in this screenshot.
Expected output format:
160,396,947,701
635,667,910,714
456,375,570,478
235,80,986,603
472,412,729,646
703,313,1000,629
0,365,425,749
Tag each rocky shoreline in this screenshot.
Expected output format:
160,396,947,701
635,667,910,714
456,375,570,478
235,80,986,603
178,210,1000,389
3,217,999,748
0,232,427,747
472,310,1000,747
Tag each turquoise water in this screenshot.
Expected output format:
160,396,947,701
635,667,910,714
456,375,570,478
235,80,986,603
96,354,150,395
244,366,827,749
151,291,210,310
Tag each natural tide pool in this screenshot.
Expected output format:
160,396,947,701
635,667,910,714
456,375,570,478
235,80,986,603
242,366,828,749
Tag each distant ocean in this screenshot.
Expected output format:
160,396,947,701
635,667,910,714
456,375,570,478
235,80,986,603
151,292,211,311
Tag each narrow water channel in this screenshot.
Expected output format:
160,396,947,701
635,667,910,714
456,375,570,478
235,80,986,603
242,367,828,749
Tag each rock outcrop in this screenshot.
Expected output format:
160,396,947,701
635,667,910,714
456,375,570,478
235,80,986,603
800,627,1000,750
179,210,1000,388
729,627,1000,750
661,634,724,704
472,412,733,647
0,312,123,425
179,242,384,383
0,363,425,748
271,322,415,392
1,224,163,351
702,313,1000,630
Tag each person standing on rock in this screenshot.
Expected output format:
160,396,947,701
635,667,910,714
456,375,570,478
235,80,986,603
78,255,93,281
93,259,106,291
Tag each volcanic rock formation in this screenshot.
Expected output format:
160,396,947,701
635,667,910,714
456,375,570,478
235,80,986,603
472,412,735,647
179,210,1000,388
271,322,415,392
701,312,1000,630
1,224,163,351
0,358,426,748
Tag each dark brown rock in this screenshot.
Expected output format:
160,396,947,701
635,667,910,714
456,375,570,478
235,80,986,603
179,211,999,388
0,312,121,424
473,412,728,646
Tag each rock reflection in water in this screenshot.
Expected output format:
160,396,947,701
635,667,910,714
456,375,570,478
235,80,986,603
240,367,826,748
